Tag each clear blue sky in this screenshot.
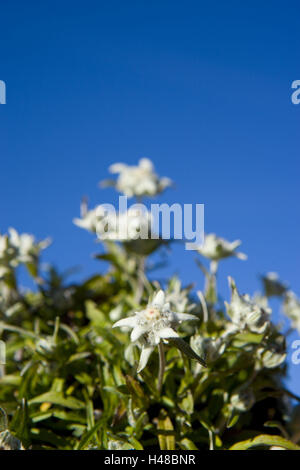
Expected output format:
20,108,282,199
1,1,299,393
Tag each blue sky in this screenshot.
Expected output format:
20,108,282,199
1,1,299,392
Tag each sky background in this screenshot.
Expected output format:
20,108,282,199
1,1,299,392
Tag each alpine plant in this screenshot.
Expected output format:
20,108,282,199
112,290,206,373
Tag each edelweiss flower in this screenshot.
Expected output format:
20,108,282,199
102,158,172,198
283,291,300,333
230,389,255,412
73,206,107,233
0,430,24,450
112,290,199,372
225,277,271,335
191,335,226,363
196,233,247,261
165,278,195,313
256,347,286,369
8,228,50,265
100,208,153,241
0,228,50,269
75,204,154,242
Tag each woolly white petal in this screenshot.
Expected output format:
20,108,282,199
159,177,172,189
73,218,92,230
162,302,171,312
112,316,138,329
158,327,179,339
137,345,154,373
8,227,19,245
236,251,247,260
131,325,149,342
109,163,127,174
171,312,199,323
230,240,242,250
152,290,165,308
139,158,153,171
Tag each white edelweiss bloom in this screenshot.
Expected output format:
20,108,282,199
73,205,109,233
190,335,226,363
256,347,287,369
283,291,300,333
103,158,172,198
196,233,247,261
8,228,50,265
225,277,271,335
165,278,195,313
0,430,24,450
100,208,153,241
252,293,270,311
230,389,255,412
8,229,34,263
112,289,198,372
75,204,154,243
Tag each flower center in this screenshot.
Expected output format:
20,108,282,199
144,307,161,322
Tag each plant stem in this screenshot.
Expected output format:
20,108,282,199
208,430,214,450
135,256,145,304
198,290,208,323
157,342,165,393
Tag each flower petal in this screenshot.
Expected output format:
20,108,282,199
109,163,127,174
171,312,199,323
130,325,149,342
139,158,153,171
112,316,138,329
152,290,165,308
162,302,171,312
8,227,18,245
137,345,154,373
236,251,247,260
158,327,179,339
230,240,242,250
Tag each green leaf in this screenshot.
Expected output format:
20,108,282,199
230,434,300,450
180,438,199,450
85,300,106,325
29,392,85,410
10,399,30,448
128,436,144,450
26,262,38,279
179,391,194,414
227,413,240,429
0,322,38,339
125,375,148,409
30,427,70,448
0,407,8,431
157,410,176,451
169,337,207,367
75,416,107,450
